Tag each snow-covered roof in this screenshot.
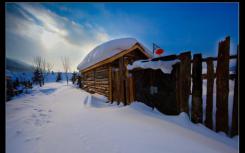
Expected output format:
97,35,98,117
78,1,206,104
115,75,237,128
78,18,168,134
77,38,152,71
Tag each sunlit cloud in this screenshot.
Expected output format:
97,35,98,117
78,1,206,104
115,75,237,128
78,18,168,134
6,3,111,72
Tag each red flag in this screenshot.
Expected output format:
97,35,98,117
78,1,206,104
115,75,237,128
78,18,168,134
153,43,164,56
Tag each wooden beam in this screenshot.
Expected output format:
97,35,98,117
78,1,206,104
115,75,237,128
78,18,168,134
231,44,239,137
216,36,230,134
172,63,181,114
191,54,203,123
179,51,191,114
205,58,214,130
119,57,126,105
108,65,112,102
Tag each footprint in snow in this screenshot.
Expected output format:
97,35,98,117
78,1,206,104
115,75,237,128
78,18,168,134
39,113,47,117
32,114,37,118
16,130,22,135
25,136,41,142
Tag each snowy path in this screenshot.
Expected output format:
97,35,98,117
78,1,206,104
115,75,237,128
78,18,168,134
6,82,238,153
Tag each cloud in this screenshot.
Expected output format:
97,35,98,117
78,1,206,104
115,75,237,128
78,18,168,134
6,3,111,72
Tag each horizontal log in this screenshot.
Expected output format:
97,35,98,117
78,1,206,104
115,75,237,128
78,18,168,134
95,69,108,73
94,87,109,90
94,78,109,81
84,80,94,82
94,85,109,88
84,78,94,81
95,83,109,85
83,82,95,84
95,76,108,79
191,55,237,63
144,54,237,63
95,80,109,83
95,73,108,76
95,69,109,73
94,88,109,92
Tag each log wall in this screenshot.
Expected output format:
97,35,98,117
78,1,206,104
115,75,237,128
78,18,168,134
83,65,110,97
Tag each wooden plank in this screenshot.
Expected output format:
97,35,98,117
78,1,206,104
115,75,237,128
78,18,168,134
179,51,191,114
191,54,203,123
115,69,120,105
216,36,230,134
200,55,237,62
108,65,112,102
81,43,151,73
128,73,134,103
172,63,181,114
119,57,126,105
124,59,130,105
205,58,214,130
231,45,239,137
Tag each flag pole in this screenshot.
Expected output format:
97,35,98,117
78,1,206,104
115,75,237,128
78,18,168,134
152,43,154,55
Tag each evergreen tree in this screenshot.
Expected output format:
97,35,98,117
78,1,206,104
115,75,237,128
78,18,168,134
71,72,77,84
56,72,62,82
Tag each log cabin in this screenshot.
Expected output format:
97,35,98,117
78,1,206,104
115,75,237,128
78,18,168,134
77,38,152,105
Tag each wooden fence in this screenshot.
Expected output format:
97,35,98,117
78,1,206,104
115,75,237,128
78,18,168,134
162,36,238,137
136,36,238,137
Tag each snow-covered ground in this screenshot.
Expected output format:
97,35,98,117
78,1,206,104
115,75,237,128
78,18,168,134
6,81,238,153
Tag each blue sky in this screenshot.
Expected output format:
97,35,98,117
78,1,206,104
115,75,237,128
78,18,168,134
6,2,239,71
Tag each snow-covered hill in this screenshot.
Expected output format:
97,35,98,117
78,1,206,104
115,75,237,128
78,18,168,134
6,82,238,153
6,57,34,72
6,69,73,82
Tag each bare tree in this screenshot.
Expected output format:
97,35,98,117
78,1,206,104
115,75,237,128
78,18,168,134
33,56,42,72
61,57,70,85
46,63,54,74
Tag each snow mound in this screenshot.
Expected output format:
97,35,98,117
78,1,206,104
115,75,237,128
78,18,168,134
83,93,109,108
77,38,151,71
127,59,180,74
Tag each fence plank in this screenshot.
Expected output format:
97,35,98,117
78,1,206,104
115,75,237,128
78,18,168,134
205,58,214,129
119,57,126,105
172,63,181,114
216,36,230,134
231,45,239,137
179,52,191,115
191,54,203,123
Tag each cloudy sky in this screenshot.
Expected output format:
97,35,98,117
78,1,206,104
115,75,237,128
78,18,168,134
6,2,239,72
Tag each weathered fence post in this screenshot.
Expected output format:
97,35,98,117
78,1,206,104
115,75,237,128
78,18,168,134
205,58,214,129
216,36,230,134
179,52,191,115
191,54,203,123
172,63,181,114
231,45,239,137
